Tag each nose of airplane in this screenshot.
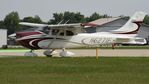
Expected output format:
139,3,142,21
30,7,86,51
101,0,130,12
15,31,42,39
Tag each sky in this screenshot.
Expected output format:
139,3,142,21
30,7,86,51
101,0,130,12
0,0,149,22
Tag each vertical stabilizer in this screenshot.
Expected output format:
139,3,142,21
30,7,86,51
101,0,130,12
111,11,147,34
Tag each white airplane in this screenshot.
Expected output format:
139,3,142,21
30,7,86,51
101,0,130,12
11,11,147,57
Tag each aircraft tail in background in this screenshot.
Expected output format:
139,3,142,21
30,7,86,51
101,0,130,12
111,11,147,34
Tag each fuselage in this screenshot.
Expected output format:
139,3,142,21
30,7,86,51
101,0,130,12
16,31,136,50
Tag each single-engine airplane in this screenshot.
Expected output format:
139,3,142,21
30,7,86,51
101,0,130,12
10,11,147,57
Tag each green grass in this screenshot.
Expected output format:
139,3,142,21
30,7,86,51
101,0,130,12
0,50,30,52
74,45,149,49
2,45,149,50
0,57,149,84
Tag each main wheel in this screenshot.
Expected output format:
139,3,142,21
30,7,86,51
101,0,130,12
46,55,52,57
24,51,38,57
43,51,53,57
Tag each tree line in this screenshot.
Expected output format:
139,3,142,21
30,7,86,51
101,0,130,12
0,11,149,35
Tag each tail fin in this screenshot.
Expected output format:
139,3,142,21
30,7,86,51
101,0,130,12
111,11,147,34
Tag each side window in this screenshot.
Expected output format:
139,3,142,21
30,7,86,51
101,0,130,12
42,26,50,34
60,31,64,36
66,30,74,36
52,29,74,36
52,29,59,35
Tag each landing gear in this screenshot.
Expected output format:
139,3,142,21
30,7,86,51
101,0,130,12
24,50,38,57
43,50,52,57
59,48,75,57
43,49,56,57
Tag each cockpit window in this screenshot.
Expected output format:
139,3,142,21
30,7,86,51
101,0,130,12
38,26,50,34
42,26,50,34
52,29,59,35
60,30,64,36
66,30,74,36
51,29,74,36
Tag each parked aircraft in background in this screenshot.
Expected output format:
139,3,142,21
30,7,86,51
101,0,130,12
9,11,147,57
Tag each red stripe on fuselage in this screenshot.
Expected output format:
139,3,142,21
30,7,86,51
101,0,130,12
16,31,42,38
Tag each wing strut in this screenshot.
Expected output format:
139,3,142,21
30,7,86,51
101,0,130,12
47,30,61,48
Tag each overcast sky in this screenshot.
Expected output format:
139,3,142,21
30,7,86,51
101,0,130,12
0,0,149,22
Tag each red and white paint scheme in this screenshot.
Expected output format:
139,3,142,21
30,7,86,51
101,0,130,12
10,11,147,57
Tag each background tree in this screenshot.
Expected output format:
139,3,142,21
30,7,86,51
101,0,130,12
22,15,42,23
49,13,63,24
34,15,42,23
3,11,20,35
86,12,110,22
88,12,101,21
144,15,149,25
73,12,86,23
48,11,85,24
20,15,43,30
0,21,5,29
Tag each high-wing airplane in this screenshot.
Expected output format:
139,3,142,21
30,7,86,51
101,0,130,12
10,11,147,57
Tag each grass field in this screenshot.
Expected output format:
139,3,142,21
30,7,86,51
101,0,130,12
0,57,149,84
2,45,149,50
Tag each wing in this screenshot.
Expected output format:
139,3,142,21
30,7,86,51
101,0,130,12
19,22,48,27
19,22,83,28
48,23,82,28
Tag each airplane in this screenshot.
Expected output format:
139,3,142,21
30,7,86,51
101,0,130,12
9,11,147,57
